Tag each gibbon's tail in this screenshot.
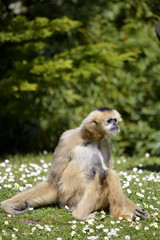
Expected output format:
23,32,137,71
1,181,57,214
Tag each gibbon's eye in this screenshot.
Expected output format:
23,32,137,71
106,118,112,124
106,118,117,124
113,118,117,123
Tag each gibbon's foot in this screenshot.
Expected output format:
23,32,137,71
11,201,32,214
134,209,149,220
72,210,97,220
85,212,97,220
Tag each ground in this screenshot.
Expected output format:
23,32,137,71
0,152,159,240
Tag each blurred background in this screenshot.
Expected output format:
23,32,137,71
0,0,160,156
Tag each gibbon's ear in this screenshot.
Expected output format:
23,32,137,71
93,120,98,125
118,117,123,123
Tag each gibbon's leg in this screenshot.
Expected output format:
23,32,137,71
1,181,57,214
72,174,101,220
106,170,149,220
106,170,145,220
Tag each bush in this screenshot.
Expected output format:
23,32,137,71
0,0,160,156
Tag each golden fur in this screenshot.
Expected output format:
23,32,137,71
1,107,149,220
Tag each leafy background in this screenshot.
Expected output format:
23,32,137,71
0,0,160,156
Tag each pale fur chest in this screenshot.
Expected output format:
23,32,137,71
71,144,107,171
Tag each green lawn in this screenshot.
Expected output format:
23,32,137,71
0,153,159,240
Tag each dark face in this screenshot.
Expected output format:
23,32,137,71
104,117,120,136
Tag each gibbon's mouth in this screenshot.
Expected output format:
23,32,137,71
111,126,119,132
109,127,120,136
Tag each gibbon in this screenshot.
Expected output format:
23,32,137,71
1,107,149,220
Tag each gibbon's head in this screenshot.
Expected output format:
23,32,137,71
81,107,122,142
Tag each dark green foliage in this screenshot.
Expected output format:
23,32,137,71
0,0,160,156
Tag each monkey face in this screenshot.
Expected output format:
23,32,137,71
104,117,120,137
81,108,122,141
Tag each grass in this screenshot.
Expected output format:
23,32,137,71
0,152,159,240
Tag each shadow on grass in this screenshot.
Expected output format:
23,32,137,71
138,164,160,172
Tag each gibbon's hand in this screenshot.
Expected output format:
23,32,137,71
134,209,149,220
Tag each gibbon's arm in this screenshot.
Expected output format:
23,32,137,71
88,154,107,182
100,139,114,169
47,128,83,183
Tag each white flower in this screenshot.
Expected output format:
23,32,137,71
144,226,149,230
13,228,18,232
111,229,116,235
46,227,51,231
154,212,158,216
127,218,132,222
127,189,132,194
43,150,48,155
96,224,104,229
125,236,130,240
153,222,158,228
135,226,140,230
133,167,138,172
1,163,6,167
80,221,85,225
11,234,17,239
104,237,109,240
149,205,155,209
71,231,76,236
72,220,77,224
6,167,11,172
65,205,69,210
43,163,48,168
110,221,115,224
145,153,150,158
72,225,76,229
87,219,94,225
5,221,8,225
100,224,104,228
15,183,20,188
19,187,24,191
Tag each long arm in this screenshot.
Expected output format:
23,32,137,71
100,139,113,168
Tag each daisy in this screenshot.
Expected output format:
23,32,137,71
144,226,149,230
125,236,130,240
135,226,140,230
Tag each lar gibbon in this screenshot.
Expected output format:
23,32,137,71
1,107,149,220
